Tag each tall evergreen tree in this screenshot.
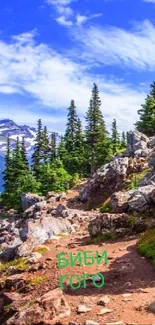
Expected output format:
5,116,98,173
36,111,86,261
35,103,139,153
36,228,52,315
50,132,57,162
32,119,44,177
111,119,120,154
65,100,78,152
85,83,108,175
21,137,29,170
42,126,50,164
136,82,155,136
2,136,13,195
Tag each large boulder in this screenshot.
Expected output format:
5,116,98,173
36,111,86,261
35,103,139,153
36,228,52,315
128,185,155,212
16,216,73,257
126,130,149,157
21,193,45,211
109,191,130,213
79,157,148,206
88,213,147,238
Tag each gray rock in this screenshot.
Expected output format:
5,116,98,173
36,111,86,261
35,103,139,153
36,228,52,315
128,185,155,212
149,152,155,170
148,136,155,148
21,193,44,211
17,216,73,257
97,295,110,306
77,304,92,313
147,301,155,314
110,191,130,213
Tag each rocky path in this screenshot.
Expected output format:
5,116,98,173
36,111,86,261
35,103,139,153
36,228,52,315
40,233,155,325
2,232,155,325
1,186,155,324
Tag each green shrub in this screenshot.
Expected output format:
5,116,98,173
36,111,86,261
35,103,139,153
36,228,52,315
0,257,29,273
89,232,117,243
70,173,80,187
100,201,113,213
137,229,155,267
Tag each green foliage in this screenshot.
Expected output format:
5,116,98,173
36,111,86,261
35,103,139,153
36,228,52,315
85,83,109,175
128,216,136,226
39,159,71,194
89,232,116,243
137,229,155,267
136,82,155,136
1,83,128,211
125,169,151,191
0,257,29,273
27,276,46,287
100,201,113,213
111,119,121,154
70,172,80,187
34,246,48,255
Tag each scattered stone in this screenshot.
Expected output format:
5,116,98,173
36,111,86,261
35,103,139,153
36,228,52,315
122,293,132,298
97,295,110,306
27,252,42,264
21,193,44,211
97,308,112,315
77,304,92,313
84,321,100,325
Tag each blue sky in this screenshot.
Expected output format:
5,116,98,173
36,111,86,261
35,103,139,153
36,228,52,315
0,0,155,133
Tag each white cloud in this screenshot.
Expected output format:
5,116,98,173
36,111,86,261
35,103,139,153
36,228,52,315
73,19,155,70
56,15,73,26
76,13,103,26
0,31,147,131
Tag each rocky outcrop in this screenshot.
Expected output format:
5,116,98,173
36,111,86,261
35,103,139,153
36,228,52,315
21,193,45,211
6,288,71,325
88,213,147,238
125,130,149,157
79,156,148,206
0,212,75,260
109,191,130,213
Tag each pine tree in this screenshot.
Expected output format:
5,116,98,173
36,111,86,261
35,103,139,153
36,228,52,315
2,136,13,195
50,132,57,162
136,82,155,136
21,137,29,170
2,136,41,210
65,100,78,152
111,119,120,154
85,83,108,175
32,119,44,177
42,126,50,164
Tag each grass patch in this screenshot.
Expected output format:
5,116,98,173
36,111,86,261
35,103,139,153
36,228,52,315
137,228,155,267
27,276,46,287
89,232,117,244
0,258,29,273
128,216,137,226
98,197,113,213
57,233,68,238
125,168,152,191
34,246,48,255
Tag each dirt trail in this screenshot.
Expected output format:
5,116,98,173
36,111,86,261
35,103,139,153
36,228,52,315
35,186,155,324
2,185,155,325
37,233,155,325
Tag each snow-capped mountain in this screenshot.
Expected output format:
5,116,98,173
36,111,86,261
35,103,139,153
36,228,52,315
0,119,37,154
0,119,61,192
